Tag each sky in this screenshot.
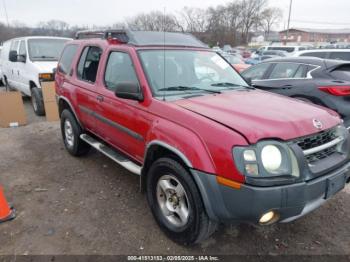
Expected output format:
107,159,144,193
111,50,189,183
1,0,350,30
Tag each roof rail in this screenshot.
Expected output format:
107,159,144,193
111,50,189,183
75,29,130,43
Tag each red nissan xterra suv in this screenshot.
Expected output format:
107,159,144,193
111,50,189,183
55,30,350,245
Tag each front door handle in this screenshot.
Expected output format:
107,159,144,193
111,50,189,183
97,95,104,102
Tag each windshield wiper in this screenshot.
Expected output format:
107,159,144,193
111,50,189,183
211,82,254,89
159,86,221,94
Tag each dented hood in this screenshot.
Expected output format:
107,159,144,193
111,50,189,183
174,90,341,144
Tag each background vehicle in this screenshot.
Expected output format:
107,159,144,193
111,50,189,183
255,45,310,56
241,57,350,127
0,36,71,115
222,53,250,72
246,50,288,65
294,49,350,61
56,30,350,245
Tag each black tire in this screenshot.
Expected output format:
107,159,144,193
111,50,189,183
31,87,45,116
146,157,217,245
60,109,90,156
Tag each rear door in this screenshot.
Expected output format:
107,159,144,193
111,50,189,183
72,46,103,133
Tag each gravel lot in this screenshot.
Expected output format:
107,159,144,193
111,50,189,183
0,94,350,257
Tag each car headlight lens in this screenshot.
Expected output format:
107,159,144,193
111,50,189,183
233,141,300,179
261,145,282,173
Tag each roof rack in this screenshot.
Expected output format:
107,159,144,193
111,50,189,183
75,29,130,43
75,29,208,48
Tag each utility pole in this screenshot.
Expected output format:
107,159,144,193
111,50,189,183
285,0,293,45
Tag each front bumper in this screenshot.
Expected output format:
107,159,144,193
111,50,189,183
191,161,350,224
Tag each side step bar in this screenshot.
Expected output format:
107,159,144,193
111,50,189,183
80,134,142,176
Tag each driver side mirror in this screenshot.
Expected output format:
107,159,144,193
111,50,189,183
114,82,143,102
17,55,26,63
9,50,18,62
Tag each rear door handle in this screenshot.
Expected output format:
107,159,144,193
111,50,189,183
97,95,104,102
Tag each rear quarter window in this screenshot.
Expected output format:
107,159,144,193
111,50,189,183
58,44,79,75
330,65,350,80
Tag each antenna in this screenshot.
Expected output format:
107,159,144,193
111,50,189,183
2,0,9,27
162,6,166,101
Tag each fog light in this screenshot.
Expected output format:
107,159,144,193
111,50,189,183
259,211,277,225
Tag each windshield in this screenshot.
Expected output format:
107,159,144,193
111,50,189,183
138,50,248,98
28,39,69,61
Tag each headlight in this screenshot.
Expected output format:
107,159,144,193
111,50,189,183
233,141,300,178
261,145,282,173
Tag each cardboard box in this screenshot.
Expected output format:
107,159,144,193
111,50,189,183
0,91,27,128
41,82,59,122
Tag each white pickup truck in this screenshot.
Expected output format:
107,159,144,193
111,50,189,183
0,36,71,115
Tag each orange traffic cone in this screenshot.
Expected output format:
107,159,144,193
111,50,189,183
0,186,15,224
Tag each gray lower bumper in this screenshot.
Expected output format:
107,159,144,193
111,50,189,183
191,162,350,224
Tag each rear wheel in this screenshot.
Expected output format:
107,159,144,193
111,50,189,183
146,157,217,245
31,87,45,116
60,109,90,156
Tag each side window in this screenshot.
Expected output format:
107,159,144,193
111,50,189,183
329,52,350,61
18,41,26,57
269,63,302,79
58,44,78,75
300,52,327,58
104,52,139,91
241,63,270,80
77,46,102,83
294,64,308,78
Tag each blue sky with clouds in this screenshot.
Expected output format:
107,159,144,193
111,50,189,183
1,0,350,30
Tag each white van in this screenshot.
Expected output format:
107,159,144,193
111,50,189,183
293,49,350,61
0,36,71,115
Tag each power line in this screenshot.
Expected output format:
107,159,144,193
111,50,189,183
291,19,350,26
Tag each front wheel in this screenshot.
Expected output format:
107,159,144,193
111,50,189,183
31,87,45,116
146,158,217,245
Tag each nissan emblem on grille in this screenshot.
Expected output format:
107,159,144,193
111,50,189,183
313,119,323,130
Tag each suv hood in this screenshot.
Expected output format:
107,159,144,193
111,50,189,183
32,61,58,73
174,90,341,144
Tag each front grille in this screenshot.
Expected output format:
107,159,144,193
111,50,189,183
296,128,340,164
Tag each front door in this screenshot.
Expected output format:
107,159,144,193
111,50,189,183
94,50,146,162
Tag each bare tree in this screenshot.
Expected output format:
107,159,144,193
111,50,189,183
240,0,267,44
180,7,208,33
260,7,283,37
127,11,182,32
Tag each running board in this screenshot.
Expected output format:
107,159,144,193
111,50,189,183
80,134,141,176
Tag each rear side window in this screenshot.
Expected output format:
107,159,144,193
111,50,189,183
269,63,305,79
300,52,327,58
77,46,102,83
329,52,350,61
58,44,78,75
241,63,270,80
330,65,350,81
104,52,139,91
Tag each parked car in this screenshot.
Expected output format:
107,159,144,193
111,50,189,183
294,49,350,61
56,30,350,245
222,54,250,72
241,57,350,127
0,36,71,115
245,50,287,65
0,46,3,86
